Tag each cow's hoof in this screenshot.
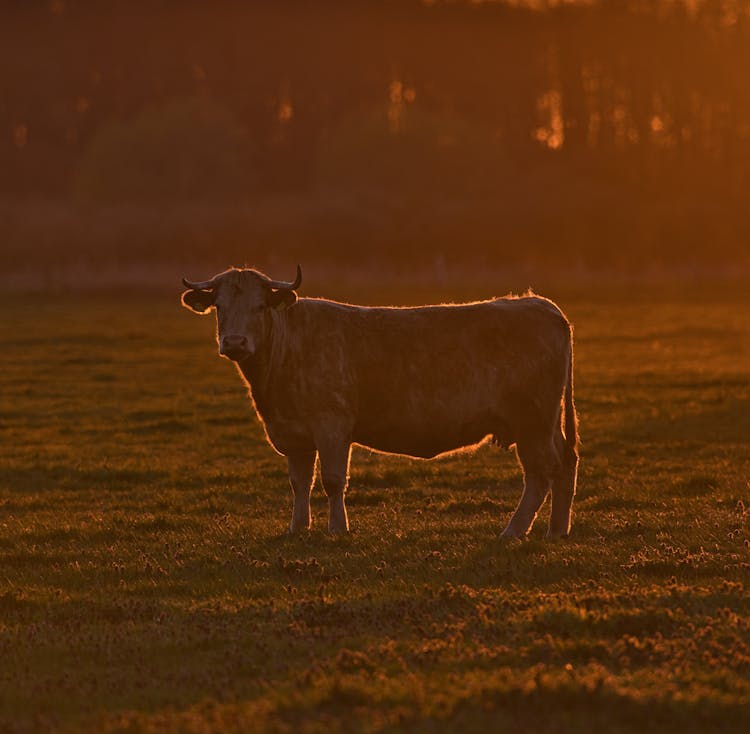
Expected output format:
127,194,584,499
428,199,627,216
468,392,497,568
545,530,570,541
288,520,312,534
500,527,526,541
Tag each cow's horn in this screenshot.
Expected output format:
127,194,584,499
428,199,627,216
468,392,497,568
182,277,215,290
266,265,302,291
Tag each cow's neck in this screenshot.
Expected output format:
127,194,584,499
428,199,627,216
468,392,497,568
237,309,287,414
238,356,272,414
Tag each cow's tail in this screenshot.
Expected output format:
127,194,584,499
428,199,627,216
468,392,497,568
563,327,579,457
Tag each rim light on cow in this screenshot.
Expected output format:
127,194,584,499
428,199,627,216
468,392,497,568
181,265,302,361
182,264,302,293
180,264,579,540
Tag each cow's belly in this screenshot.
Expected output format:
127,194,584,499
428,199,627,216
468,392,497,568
352,378,508,458
356,434,488,459
353,418,495,460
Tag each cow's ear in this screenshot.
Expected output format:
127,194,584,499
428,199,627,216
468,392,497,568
181,289,215,314
267,289,297,311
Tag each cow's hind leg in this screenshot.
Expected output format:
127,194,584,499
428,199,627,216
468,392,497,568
317,438,352,534
547,429,578,539
501,440,554,539
287,450,317,533
501,471,551,539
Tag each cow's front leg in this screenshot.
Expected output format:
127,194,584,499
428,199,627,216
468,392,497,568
287,450,317,533
317,438,352,534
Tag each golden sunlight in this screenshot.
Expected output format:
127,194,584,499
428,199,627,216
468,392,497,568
534,90,564,150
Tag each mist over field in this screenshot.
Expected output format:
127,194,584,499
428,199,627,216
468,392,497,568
1,2,749,734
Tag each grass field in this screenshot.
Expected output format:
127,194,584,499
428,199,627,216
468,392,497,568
1,281,749,733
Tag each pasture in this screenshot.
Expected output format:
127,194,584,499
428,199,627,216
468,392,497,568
1,282,749,733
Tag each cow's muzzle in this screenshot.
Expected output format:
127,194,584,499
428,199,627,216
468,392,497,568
219,334,253,361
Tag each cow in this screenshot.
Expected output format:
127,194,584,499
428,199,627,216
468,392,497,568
181,266,578,539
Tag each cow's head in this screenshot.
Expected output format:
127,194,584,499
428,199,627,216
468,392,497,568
181,266,301,361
